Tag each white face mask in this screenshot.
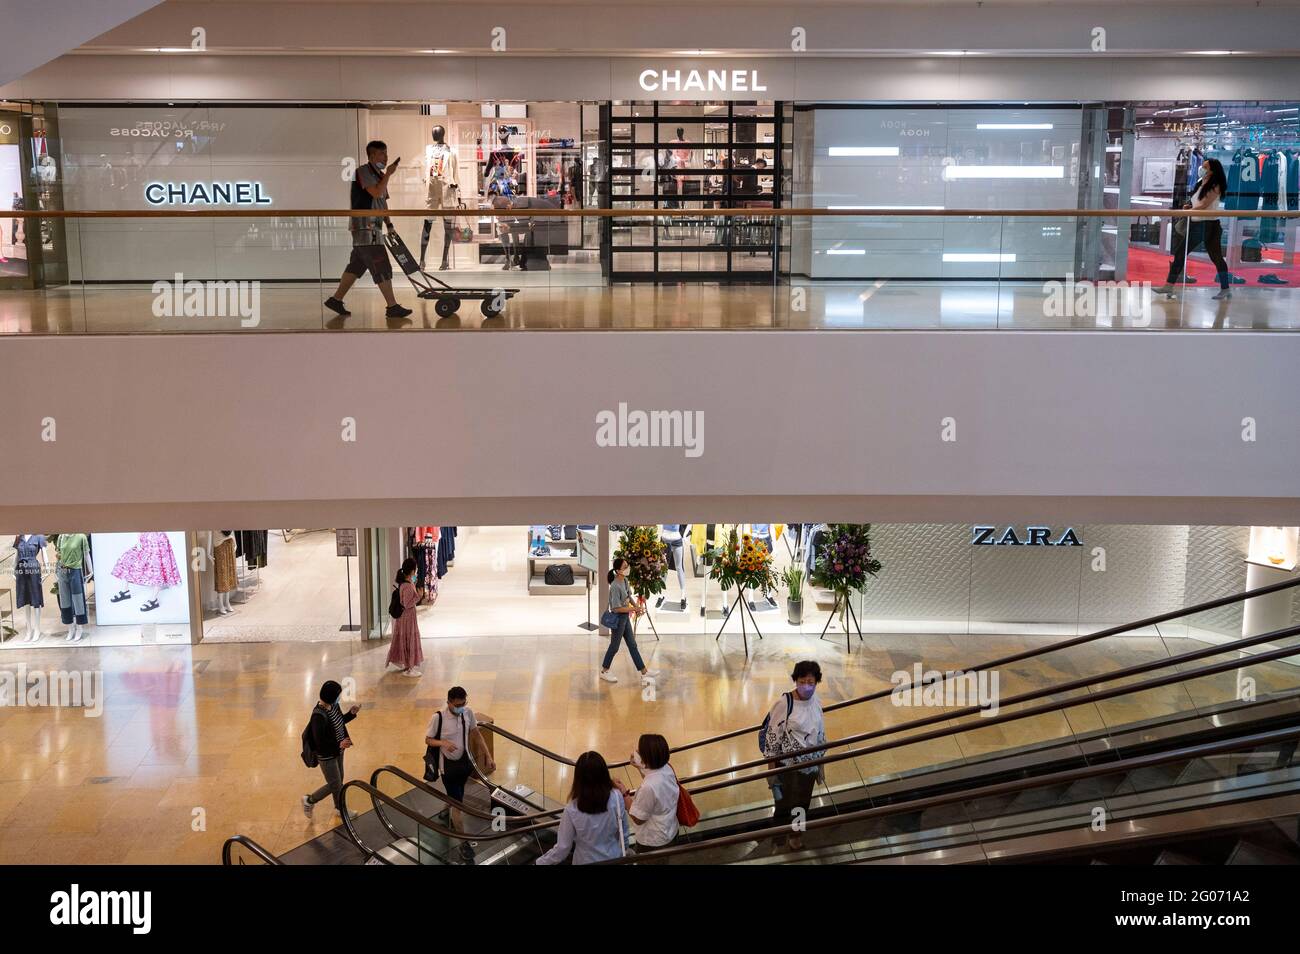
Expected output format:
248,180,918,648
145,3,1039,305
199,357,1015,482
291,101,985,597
372,159,386,171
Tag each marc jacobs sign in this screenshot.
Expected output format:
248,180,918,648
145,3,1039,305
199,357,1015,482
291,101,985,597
972,526,1083,547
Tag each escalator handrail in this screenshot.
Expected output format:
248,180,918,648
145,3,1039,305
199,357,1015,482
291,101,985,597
370,763,566,824
686,628,1300,794
479,575,1300,769
380,623,1300,843
348,634,1300,868
221,834,283,865
338,777,563,861
608,723,1300,864
678,620,1300,788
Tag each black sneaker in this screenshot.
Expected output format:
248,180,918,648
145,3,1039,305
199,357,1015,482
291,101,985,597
459,842,476,864
324,297,350,317
385,304,413,319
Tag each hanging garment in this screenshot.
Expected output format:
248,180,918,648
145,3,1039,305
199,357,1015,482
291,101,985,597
13,534,46,609
236,530,268,569
1259,152,1282,243
214,536,237,594
112,532,181,588
1287,150,1299,212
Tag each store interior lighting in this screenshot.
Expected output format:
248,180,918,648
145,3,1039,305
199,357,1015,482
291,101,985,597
829,146,900,157
943,165,1064,180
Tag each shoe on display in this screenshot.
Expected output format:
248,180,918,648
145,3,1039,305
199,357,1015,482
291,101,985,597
323,297,350,317
1212,289,1232,300
599,670,618,683
302,795,314,817
385,304,413,319
1230,274,1247,284
1258,273,1289,285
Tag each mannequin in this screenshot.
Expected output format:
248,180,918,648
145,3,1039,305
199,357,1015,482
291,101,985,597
747,524,778,609
54,532,91,642
655,524,690,610
209,530,238,615
419,125,461,271
12,534,49,642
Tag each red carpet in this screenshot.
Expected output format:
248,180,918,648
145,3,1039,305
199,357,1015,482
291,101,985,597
1126,245,1296,286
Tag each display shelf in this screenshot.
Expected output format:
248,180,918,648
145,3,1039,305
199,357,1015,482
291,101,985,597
526,531,588,595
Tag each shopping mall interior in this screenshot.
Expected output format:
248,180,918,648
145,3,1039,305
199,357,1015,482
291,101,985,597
1,2,1300,899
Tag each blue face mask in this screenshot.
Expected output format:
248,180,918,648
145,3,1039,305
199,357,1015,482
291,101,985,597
451,704,465,716
795,684,816,700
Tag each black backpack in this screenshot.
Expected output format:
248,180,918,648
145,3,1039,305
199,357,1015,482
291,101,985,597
300,719,319,769
351,168,375,210
389,584,404,619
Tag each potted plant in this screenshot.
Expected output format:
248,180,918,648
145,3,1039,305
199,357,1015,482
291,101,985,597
782,564,806,625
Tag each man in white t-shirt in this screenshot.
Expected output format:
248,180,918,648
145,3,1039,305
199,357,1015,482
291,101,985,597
615,733,680,852
426,685,494,863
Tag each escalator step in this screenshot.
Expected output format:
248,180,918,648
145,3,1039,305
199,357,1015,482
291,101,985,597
1153,849,1204,865
1225,839,1300,865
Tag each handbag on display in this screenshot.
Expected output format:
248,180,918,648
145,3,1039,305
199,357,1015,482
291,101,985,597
1241,238,1264,262
451,203,475,243
544,564,575,586
1129,216,1161,243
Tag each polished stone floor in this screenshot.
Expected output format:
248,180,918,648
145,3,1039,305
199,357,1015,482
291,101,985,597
0,624,1295,864
2,279,1298,335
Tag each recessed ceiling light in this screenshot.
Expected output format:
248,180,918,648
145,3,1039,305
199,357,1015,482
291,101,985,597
927,51,978,56
1189,50,1233,55
673,50,721,55
420,49,455,54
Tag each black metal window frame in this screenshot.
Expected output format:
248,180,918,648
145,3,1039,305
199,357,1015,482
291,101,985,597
603,101,785,284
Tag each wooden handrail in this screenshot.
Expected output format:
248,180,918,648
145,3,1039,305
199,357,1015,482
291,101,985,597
8,207,1289,219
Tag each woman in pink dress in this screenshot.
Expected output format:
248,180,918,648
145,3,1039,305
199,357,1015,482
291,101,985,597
109,531,182,613
386,558,425,678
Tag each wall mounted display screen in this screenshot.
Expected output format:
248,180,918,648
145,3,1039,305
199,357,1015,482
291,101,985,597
0,134,28,279
92,531,191,626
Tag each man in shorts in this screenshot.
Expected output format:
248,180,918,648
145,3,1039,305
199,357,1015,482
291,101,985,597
325,140,413,325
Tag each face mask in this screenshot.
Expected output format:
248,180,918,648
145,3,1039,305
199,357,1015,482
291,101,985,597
372,160,386,171
795,684,816,700
451,705,465,716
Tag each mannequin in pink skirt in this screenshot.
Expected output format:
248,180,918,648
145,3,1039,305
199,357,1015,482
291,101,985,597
386,557,425,678
109,531,181,613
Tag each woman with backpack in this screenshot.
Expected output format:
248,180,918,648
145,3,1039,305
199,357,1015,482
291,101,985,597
535,751,630,865
386,557,425,678
762,660,826,852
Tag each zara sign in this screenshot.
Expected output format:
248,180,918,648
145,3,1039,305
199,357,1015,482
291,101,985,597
972,526,1083,547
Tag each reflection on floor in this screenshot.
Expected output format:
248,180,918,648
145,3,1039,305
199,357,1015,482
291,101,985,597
3,279,1298,335
0,624,1295,864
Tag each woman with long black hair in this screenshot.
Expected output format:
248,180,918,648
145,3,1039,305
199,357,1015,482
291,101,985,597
1154,157,1233,300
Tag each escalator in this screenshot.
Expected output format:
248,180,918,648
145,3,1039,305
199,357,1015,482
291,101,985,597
226,575,1300,865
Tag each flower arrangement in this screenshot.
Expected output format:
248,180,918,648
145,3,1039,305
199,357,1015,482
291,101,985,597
614,526,669,600
811,524,883,597
707,528,779,593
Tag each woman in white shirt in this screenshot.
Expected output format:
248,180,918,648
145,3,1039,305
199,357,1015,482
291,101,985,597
1154,157,1233,300
764,660,827,851
535,751,630,865
614,733,681,852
